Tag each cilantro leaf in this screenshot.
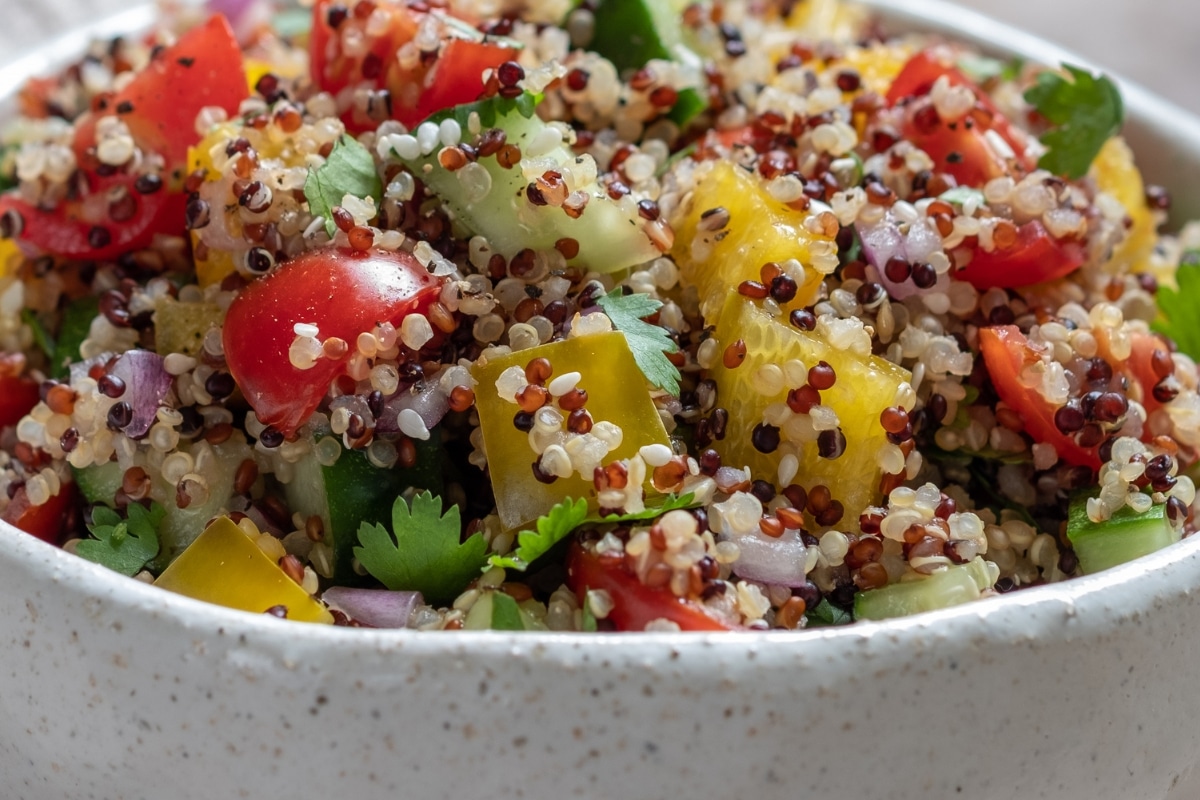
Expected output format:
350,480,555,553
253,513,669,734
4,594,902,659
805,598,853,628
77,501,164,577
488,493,697,572
1024,64,1123,180
304,134,383,237
354,491,488,606
488,497,589,572
1152,252,1200,360
596,289,681,394
580,594,599,632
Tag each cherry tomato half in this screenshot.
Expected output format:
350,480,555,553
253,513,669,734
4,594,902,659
309,0,516,131
566,541,735,632
0,16,245,261
2,483,76,545
953,220,1085,290
222,247,442,437
0,354,40,427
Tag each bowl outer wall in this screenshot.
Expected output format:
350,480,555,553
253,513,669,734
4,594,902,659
4,2,1200,798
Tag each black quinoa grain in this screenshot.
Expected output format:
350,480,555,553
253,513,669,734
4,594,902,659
107,402,133,430
259,426,285,448
133,173,163,194
817,427,847,459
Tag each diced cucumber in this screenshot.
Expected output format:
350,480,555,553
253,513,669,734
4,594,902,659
854,557,997,621
73,435,254,571
395,95,659,274
582,0,706,126
283,434,443,582
153,295,223,358
1066,493,1179,575
463,590,545,631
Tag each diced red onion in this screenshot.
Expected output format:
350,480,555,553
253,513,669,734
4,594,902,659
727,529,810,588
206,0,274,43
857,216,950,300
322,587,423,628
377,381,448,434
110,350,174,439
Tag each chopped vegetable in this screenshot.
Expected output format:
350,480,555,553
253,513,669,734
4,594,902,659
1066,492,1180,574
354,491,488,606
1024,64,1124,179
854,558,997,621
155,516,334,623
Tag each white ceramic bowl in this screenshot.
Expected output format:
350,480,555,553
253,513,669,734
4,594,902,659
5,3,1200,799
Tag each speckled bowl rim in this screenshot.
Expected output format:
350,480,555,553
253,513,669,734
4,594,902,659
4,0,1200,660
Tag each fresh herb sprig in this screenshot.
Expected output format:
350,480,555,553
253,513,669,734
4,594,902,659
77,501,165,576
355,491,489,606
1152,251,1200,360
1024,64,1123,180
304,134,383,237
596,288,681,394
488,493,697,572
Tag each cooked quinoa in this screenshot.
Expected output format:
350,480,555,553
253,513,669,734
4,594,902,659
0,0,1197,631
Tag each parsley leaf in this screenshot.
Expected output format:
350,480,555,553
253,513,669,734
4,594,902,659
354,491,488,606
1152,251,1200,360
304,134,383,237
596,289,681,394
805,598,853,628
488,493,697,571
1024,64,1123,180
77,501,164,576
488,497,588,572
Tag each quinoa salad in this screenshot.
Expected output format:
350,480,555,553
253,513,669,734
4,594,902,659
1,0,1198,632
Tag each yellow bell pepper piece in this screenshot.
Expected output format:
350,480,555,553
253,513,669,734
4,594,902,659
709,292,911,521
1091,136,1160,281
0,238,21,278
155,516,333,623
672,160,835,317
153,296,223,357
472,331,671,531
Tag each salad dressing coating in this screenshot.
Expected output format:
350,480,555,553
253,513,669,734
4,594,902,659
0,0,1198,631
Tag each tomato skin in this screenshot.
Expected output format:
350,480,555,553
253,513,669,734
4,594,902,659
0,175,179,261
222,247,442,436
0,354,40,427
309,0,514,131
979,325,1102,469
0,15,245,261
566,542,735,632
887,49,1031,165
2,483,76,545
954,220,1086,290
90,15,247,171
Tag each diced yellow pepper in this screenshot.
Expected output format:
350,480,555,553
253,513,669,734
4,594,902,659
153,296,223,357
786,0,870,42
671,161,835,317
0,238,21,278
155,516,333,623
709,293,911,522
472,331,671,531
1091,136,1159,281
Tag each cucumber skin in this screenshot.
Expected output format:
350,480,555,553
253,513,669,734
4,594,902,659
1066,497,1178,575
854,557,996,621
284,435,443,583
398,104,658,274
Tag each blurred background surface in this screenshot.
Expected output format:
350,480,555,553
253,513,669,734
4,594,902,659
946,0,1198,113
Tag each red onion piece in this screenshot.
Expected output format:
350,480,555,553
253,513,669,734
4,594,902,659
206,0,273,43
376,381,448,434
110,350,174,439
856,216,950,300
727,529,810,588
322,587,423,628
